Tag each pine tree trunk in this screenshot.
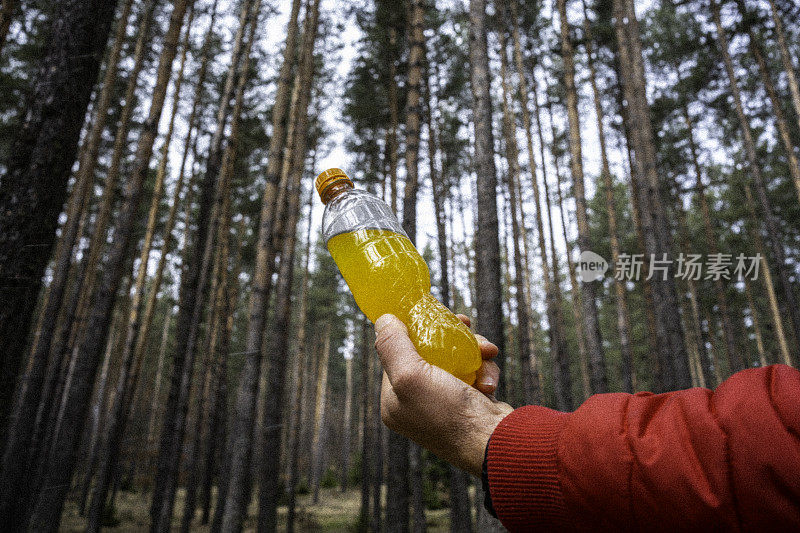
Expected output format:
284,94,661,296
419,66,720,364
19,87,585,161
557,0,606,394
63,0,159,376
426,53,473,533
710,0,800,358
394,1,426,530
78,306,120,515
311,325,332,503
341,355,354,492
388,25,401,215
742,13,800,203
743,277,769,367
469,0,505,529
743,185,795,368
26,1,193,530
372,344,385,533
287,193,315,533
256,2,320,528
358,319,374,529
498,27,536,405
535,78,591,402
152,3,260,530
613,0,690,391
11,0,135,479
581,0,634,392
216,1,302,527
0,0,120,454
766,0,800,139
683,104,744,373
145,314,171,462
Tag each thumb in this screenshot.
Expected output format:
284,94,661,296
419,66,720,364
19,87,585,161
374,314,425,386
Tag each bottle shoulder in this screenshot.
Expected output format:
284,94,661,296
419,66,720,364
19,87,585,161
322,189,407,242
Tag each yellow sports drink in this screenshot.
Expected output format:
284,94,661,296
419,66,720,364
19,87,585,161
317,168,481,384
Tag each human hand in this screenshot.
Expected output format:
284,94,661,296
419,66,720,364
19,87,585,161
375,313,514,477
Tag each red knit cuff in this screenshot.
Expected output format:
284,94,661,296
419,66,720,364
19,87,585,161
487,405,572,531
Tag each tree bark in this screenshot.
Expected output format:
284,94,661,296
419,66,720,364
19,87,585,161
469,0,506,529
341,355,354,492
256,2,320,528
766,0,800,140
498,27,537,405
358,319,374,530
683,104,744,373
580,0,634,392
26,1,193,530
287,192,315,533
741,9,800,204
613,0,690,391
85,9,196,529
557,0,607,395
311,325,332,503
710,0,800,360
0,0,120,455
63,0,159,377
215,0,302,527
12,0,135,480
151,2,259,530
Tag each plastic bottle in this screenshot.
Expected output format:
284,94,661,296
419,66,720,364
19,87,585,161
316,168,482,384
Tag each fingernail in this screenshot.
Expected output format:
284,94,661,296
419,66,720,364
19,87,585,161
481,376,496,388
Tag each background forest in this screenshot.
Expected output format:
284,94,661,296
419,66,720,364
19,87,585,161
0,0,798,530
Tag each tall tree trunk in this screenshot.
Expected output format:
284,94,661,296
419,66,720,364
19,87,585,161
741,10,800,203
508,0,566,405
0,0,120,453
498,26,536,405
710,0,800,357
557,0,606,394
388,26,400,215
63,0,159,375
145,314,172,465
341,355,354,492
182,190,232,532
85,9,196,529
77,306,121,515
469,0,505,529
287,193,315,533
581,0,634,392
392,1,426,530
766,0,800,138
426,48,473,533
358,319,374,530
743,185,795,368
311,325,332,503
256,2,320,528
26,1,193,530
683,104,744,373
743,277,769,367
152,2,260,530
535,77,591,401
372,342,385,533
613,0,690,391
13,0,135,478
215,0,302,528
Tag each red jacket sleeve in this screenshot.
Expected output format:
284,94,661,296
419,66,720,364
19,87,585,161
486,364,800,532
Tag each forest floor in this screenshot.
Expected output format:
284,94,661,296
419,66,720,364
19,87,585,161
60,485,456,531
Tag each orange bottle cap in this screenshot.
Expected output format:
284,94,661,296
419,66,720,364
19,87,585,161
315,168,353,201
